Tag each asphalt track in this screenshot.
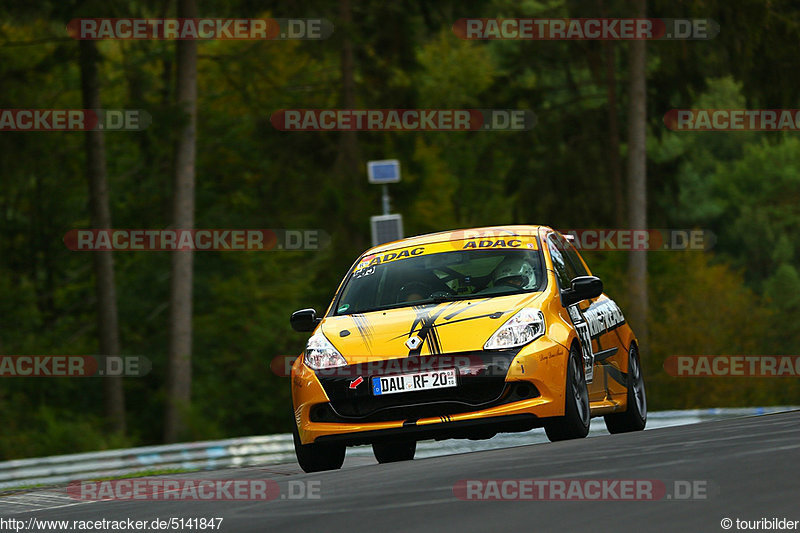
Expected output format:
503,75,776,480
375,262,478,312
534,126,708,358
2,410,799,533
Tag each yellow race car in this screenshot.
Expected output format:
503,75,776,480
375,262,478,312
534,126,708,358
289,225,646,472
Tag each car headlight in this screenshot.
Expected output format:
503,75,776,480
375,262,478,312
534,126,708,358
304,331,348,369
484,308,545,350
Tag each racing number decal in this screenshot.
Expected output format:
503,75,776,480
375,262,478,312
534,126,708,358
568,305,594,383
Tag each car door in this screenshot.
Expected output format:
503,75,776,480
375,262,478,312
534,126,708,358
548,233,623,402
546,234,594,385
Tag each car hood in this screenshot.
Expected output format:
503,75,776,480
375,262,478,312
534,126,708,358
321,292,545,360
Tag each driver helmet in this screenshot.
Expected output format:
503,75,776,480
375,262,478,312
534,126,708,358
398,281,430,303
492,257,536,289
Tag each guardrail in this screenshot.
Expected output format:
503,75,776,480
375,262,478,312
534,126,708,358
0,406,794,490
0,435,295,490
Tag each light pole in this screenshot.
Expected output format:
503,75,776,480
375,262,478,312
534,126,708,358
367,159,403,246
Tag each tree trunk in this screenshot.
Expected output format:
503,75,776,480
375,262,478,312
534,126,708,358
164,0,198,443
339,0,358,166
598,0,625,228
336,0,366,249
78,39,126,434
626,0,648,351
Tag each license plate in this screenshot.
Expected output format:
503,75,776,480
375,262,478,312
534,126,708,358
372,368,457,396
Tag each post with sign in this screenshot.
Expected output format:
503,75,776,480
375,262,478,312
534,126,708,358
367,160,403,246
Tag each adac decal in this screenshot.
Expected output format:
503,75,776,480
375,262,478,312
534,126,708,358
463,239,522,249
360,247,424,268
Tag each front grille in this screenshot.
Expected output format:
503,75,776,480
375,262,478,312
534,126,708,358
311,350,536,422
310,381,539,423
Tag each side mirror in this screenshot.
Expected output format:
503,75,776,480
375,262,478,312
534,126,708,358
561,276,603,307
290,308,321,332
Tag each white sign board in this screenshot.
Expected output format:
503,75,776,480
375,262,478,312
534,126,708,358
367,159,401,184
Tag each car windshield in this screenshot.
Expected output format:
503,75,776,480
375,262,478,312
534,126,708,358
334,247,545,315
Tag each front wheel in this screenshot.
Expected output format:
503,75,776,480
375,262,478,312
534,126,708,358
292,423,345,473
372,440,416,463
545,343,590,442
604,342,647,433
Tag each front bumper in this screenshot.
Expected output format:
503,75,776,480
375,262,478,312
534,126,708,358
291,339,570,445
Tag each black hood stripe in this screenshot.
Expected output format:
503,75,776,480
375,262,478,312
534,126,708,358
408,304,453,356
388,309,506,342
442,298,493,320
352,314,374,354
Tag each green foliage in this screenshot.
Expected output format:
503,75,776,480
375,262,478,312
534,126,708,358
1,1,799,458
0,403,133,458
414,29,499,107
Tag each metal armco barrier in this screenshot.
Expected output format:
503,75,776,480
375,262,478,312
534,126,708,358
0,434,295,490
0,407,794,490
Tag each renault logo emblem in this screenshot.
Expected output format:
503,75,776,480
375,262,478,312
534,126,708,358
405,336,423,350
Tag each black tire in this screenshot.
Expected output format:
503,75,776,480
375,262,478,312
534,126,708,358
292,423,345,473
545,343,591,442
372,440,416,463
604,342,647,433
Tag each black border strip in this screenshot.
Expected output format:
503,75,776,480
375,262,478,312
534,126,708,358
314,413,540,445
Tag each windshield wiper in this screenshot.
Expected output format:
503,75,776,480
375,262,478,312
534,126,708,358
429,293,479,303
338,294,480,315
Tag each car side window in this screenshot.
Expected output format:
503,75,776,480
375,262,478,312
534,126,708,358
557,234,590,277
547,235,576,289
